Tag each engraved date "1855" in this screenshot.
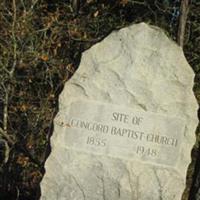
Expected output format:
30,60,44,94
86,136,106,147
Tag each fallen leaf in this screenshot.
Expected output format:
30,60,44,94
94,10,99,17
120,0,128,6
40,55,49,61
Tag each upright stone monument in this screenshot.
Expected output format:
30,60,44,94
41,23,198,200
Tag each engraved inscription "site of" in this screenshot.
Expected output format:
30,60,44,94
55,100,185,167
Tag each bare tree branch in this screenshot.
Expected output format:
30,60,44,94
10,0,17,76
3,90,8,134
70,0,80,14
0,0,17,146
177,0,190,47
0,127,14,145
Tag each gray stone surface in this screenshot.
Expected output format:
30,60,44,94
196,189,200,200
40,23,198,200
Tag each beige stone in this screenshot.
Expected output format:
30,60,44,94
41,23,198,200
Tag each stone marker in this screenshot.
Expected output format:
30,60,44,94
41,23,198,200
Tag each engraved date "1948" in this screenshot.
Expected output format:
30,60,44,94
136,146,158,157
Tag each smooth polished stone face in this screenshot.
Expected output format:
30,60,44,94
41,23,198,200
55,100,185,167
